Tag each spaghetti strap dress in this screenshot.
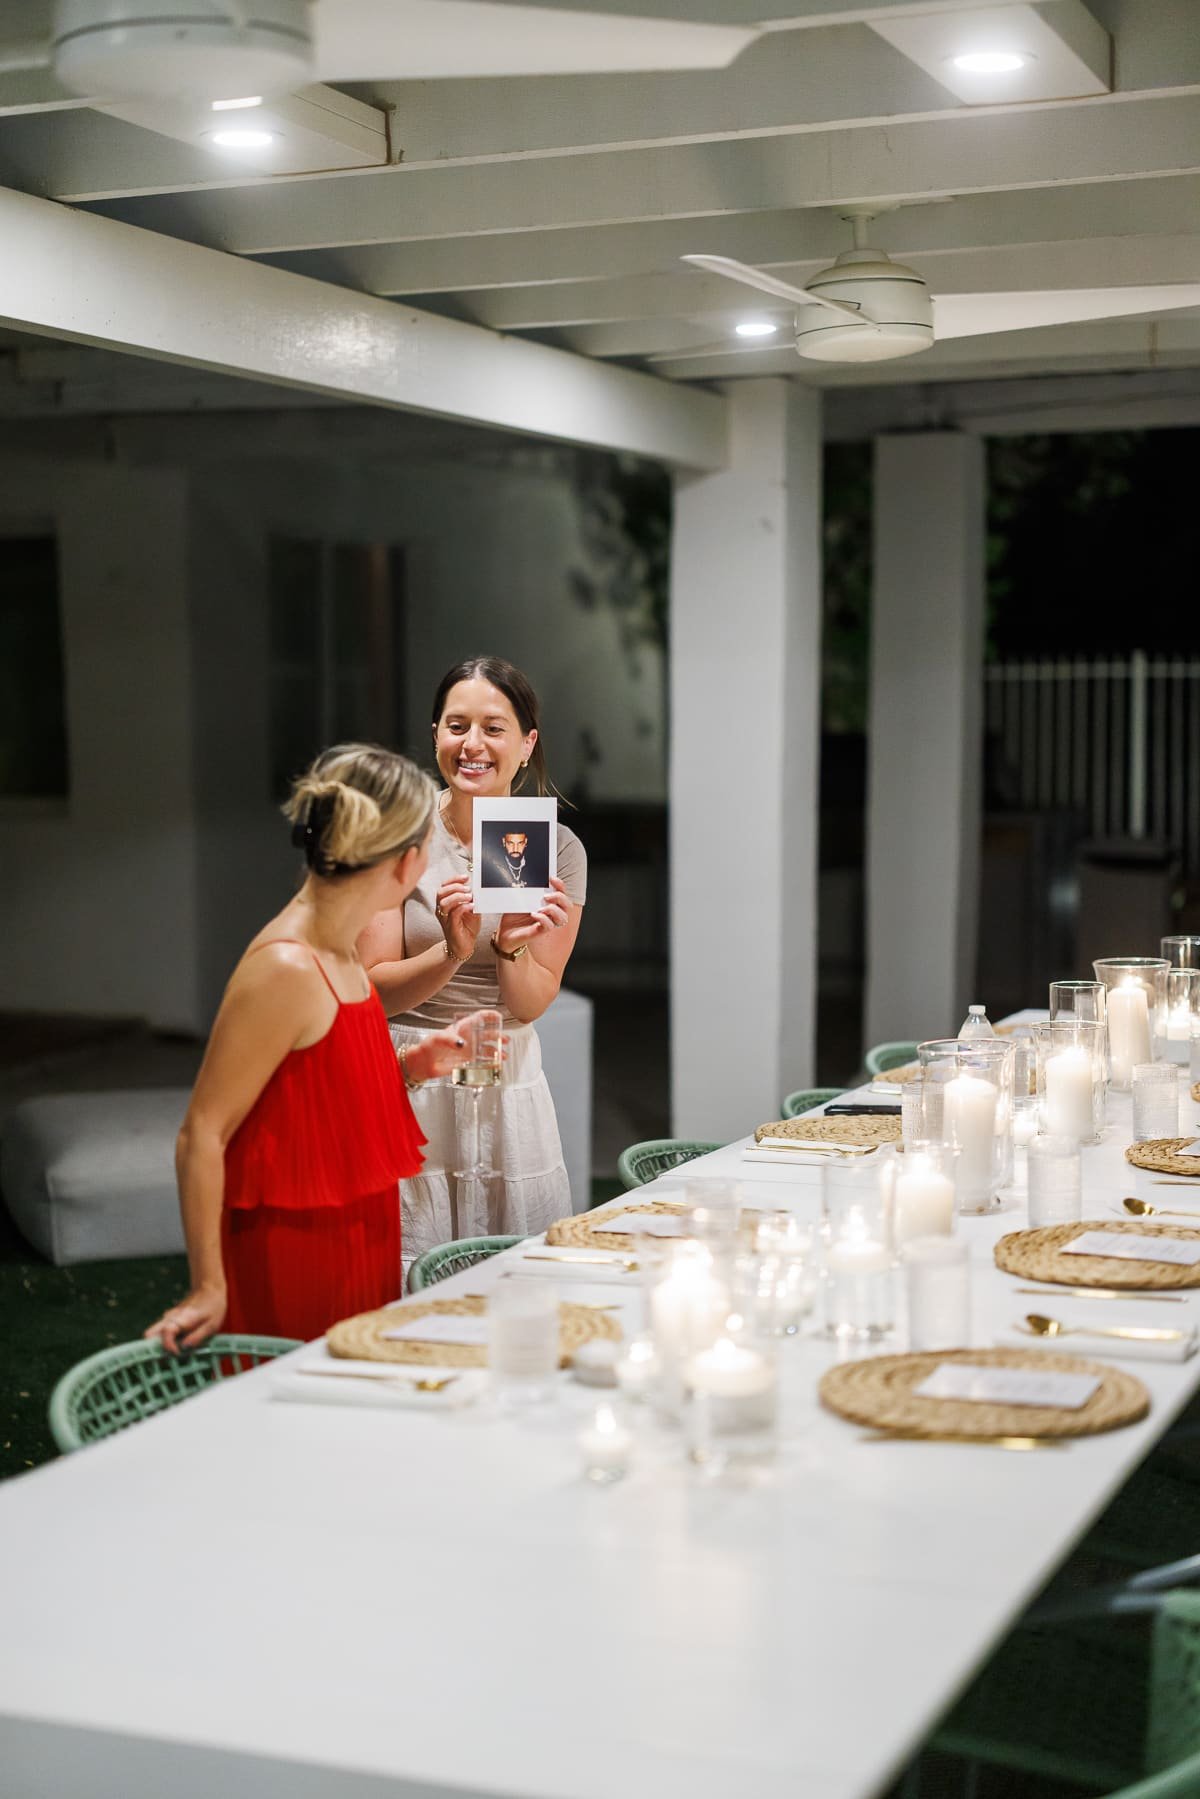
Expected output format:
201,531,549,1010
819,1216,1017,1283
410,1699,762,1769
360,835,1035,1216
220,943,425,1342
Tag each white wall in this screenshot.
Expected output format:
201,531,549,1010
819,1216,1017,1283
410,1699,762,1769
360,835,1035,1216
0,459,199,1030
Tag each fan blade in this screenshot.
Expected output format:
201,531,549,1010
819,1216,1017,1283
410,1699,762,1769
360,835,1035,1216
646,338,787,363
313,0,755,80
0,40,51,74
934,286,1200,342
681,255,862,321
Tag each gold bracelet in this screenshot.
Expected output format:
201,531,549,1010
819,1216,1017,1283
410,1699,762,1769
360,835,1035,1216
443,940,470,963
398,1044,424,1090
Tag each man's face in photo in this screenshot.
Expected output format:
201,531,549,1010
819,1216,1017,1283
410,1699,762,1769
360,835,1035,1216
502,833,529,858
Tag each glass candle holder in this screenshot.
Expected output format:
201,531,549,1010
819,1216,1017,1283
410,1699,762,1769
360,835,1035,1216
649,1241,729,1413
822,1161,894,1339
1093,958,1169,1089
614,1335,660,1405
903,1237,970,1352
578,1401,633,1486
1164,968,1200,1067
1132,1062,1180,1143
685,1317,777,1472
893,1143,959,1243
917,1038,1015,1212
1162,936,1200,969
1033,1019,1104,1145
1026,1134,1082,1228
732,1210,816,1338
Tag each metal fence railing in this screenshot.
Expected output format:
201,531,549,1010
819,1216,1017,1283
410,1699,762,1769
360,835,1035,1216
984,653,1200,880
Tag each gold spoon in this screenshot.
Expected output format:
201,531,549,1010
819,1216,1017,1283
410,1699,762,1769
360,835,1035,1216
860,1431,1062,1450
1123,1196,1200,1222
1023,1312,1184,1344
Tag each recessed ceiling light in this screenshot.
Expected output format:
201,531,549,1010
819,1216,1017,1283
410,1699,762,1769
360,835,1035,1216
207,128,278,149
735,319,778,338
211,96,264,111
951,50,1030,74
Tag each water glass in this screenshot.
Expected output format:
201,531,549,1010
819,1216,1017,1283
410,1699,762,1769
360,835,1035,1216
1162,936,1200,969
1164,968,1200,1067
1093,959,1169,1089
732,1210,816,1338
903,1237,970,1351
1049,979,1108,1032
901,1074,929,1149
1033,1019,1103,1144
822,1160,894,1339
917,1038,1015,1212
487,1280,559,1406
1132,1062,1181,1142
1026,1135,1082,1228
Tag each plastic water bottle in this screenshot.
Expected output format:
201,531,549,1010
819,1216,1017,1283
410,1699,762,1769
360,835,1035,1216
957,1004,995,1041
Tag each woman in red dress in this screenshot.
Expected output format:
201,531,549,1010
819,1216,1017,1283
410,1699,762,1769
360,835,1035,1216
146,744,480,1352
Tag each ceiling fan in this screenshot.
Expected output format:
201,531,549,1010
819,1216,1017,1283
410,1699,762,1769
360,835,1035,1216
656,211,1200,368
2,0,755,101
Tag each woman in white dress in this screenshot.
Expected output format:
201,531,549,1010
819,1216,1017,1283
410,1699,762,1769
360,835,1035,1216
360,657,586,1279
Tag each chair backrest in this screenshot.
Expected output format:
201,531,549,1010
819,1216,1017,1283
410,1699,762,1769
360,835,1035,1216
1147,1592,1200,1779
408,1234,525,1292
865,1040,920,1077
48,1334,300,1454
781,1087,844,1119
617,1139,722,1189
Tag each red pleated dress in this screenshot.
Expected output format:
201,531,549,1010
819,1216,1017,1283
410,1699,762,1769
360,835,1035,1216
220,947,425,1342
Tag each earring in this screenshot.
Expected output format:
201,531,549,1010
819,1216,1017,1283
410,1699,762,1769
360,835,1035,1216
520,760,529,770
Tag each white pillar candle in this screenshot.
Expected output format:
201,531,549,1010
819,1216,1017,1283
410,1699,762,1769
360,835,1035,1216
650,1247,726,1363
943,1073,997,1200
894,1159,956,1241
1108,980,1151,1086
578,1403,633,1484
1044,1046,1095,1142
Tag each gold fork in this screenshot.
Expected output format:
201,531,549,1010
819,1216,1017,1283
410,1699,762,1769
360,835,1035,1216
298,1367,457,1392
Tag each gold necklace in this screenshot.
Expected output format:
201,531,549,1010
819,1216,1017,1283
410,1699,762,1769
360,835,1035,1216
439,794,471,859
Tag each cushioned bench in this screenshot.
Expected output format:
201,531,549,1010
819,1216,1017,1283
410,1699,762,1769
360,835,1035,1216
1,1090,189,1266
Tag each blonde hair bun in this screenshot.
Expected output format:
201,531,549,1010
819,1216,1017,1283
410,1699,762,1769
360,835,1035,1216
283,744,435,876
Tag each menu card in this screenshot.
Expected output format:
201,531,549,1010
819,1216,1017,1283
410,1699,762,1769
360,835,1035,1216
915,1363,1100,1410
1061,1230,1200,1266
1177,1141,1200,1157
382,1314,490,1346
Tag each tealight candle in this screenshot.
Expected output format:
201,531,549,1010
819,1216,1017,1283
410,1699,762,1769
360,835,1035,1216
1108,980,1151,1087
686,1329,776,1468
1044,1045,1094,1143
614,1335,659,1403
578,1402,633,1485
944,1072,997,1208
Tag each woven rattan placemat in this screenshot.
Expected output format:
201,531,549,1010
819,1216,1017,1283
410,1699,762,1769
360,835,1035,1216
995,1219,1200,1290
327,1294,621,1368
1125,1138,1200,1177
1193,1082,1200,1105
546,1199,686,1250
754,1114,901,1148
819,1346,1148,1439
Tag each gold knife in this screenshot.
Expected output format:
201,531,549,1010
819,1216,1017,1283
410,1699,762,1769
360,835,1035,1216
1011,1285,1186,1304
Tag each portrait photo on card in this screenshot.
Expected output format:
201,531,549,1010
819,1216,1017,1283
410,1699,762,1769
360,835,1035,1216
471,797,557,912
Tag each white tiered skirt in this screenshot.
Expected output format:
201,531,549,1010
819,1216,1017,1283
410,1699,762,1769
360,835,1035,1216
389,1020,571,1284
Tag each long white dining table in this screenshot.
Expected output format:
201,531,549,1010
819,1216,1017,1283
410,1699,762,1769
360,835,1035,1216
3,1030,1200,1799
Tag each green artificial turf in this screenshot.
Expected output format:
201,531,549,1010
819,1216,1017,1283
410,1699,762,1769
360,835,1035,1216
0,1176,628,1482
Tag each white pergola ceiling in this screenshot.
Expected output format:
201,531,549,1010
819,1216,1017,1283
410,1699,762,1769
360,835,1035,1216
0,0,1196,407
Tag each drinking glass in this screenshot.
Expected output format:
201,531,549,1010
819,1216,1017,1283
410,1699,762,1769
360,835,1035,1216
452,1008,503,1180
732,1210,816,1338
1164,968,1200,1067
1162,936,1200,969
1131,1062,1180,1143
1026,1134,1082,1227
1093,959,1169,1089
1033,1019,1103,1144
903,1237,970,1351
901,1074,934,1149
917,1038,1015,1212
488,1281,559,1406
1049,979,1108,1032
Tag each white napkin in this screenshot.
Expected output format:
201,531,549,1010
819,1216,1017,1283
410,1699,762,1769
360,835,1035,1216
271,1349,488,1409
997,1326,1198,1364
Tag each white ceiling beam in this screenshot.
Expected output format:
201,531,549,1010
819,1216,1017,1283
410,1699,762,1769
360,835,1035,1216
822,366,1200,437
435,0,1039,22
257,172,1200,296
0,185,726,469
86,91,1200,254
0,68,87,116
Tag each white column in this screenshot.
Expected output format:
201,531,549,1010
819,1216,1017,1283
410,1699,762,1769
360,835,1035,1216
669,380,822,1140
865,432,985,1048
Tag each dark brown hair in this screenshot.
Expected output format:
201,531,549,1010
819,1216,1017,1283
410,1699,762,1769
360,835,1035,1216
431,656,554,798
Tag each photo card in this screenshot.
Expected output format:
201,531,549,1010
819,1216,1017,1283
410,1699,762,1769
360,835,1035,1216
471,796,557,914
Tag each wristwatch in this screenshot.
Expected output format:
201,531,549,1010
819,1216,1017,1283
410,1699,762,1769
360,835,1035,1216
490,933,528,962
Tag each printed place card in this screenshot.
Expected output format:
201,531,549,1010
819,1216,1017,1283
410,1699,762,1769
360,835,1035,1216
1177,1140,1200,1157
600,1212,687,1238
915,1363,1101,1410
1062,1230,1200,1267
383,1314,490,1346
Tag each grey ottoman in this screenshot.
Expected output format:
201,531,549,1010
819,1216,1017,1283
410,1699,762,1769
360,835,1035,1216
1,1090,189,1265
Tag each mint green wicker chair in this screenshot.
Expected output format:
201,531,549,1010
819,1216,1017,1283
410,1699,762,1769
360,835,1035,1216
408,1234,525,1292
864,1040,920,1077
781,1087,844,1118
617,1139,722,1189
48,1335,299,1454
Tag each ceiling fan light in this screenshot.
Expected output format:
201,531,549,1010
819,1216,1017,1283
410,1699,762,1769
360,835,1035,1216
950,50,1030,74
735,319,778,338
